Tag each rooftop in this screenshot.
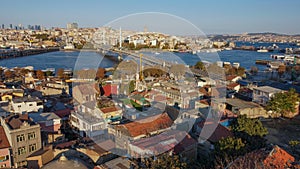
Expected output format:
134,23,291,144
116,113,173,137
197,120,233,143
228,145,295,169
29,112,60,122
100,106,121,114
253,86,282,93
4,114,36,129
12,95,42,103
226,98,262,109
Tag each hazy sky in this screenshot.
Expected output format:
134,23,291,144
1,0,300,35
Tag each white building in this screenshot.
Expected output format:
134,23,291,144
11,96,43,114
66,23,78,30
70,103,107,140
253,86,282,106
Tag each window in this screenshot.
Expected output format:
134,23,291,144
17,134,25,142
18,147,26,155
0,155,9,162
28,132,36,140
28,104,33,106
29,144,36,153
18,105,22,108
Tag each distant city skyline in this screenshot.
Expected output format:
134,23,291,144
1,0,300,35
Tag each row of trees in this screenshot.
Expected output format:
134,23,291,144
73,68,106,80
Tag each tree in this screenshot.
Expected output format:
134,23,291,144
36,70,45,80
4,70,13,79
96,68,106,80
129,80,135,93
143,154,187,169
215,137,246,158
266,88,299,118
236,67,246,76
194,61,205,71
230,115,268,153
231,115,268,137
45,71,53,77
57,68,65,79
143,68,165,77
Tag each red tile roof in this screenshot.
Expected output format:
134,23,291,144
228,145,295,169
226,75,239,81
117,113,173,137
227,83,240,89
0,126,10,149
263,145,295,169
54,108,71,118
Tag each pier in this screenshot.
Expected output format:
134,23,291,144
0,47,59,60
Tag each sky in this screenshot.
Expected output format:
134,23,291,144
1,0,300,35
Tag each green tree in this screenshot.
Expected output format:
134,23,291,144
143,154,187,169
215,137,246,158
231,115,268,137
194,61,205,71
129,80,135,93
45,71,53,77
266,88,299,118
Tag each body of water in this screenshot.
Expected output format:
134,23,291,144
0,42,292,71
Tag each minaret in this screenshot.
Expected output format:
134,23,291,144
119,27,122,48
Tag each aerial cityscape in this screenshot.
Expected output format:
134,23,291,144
0,1,300,169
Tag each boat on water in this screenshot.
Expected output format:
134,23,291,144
0,45,10,49
257,49,269,53
154,52,160,55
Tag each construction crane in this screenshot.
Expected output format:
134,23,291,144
24,36,33,47
140,53,144,81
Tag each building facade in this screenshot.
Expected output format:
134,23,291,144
0,114,42,167
253,86,282,106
